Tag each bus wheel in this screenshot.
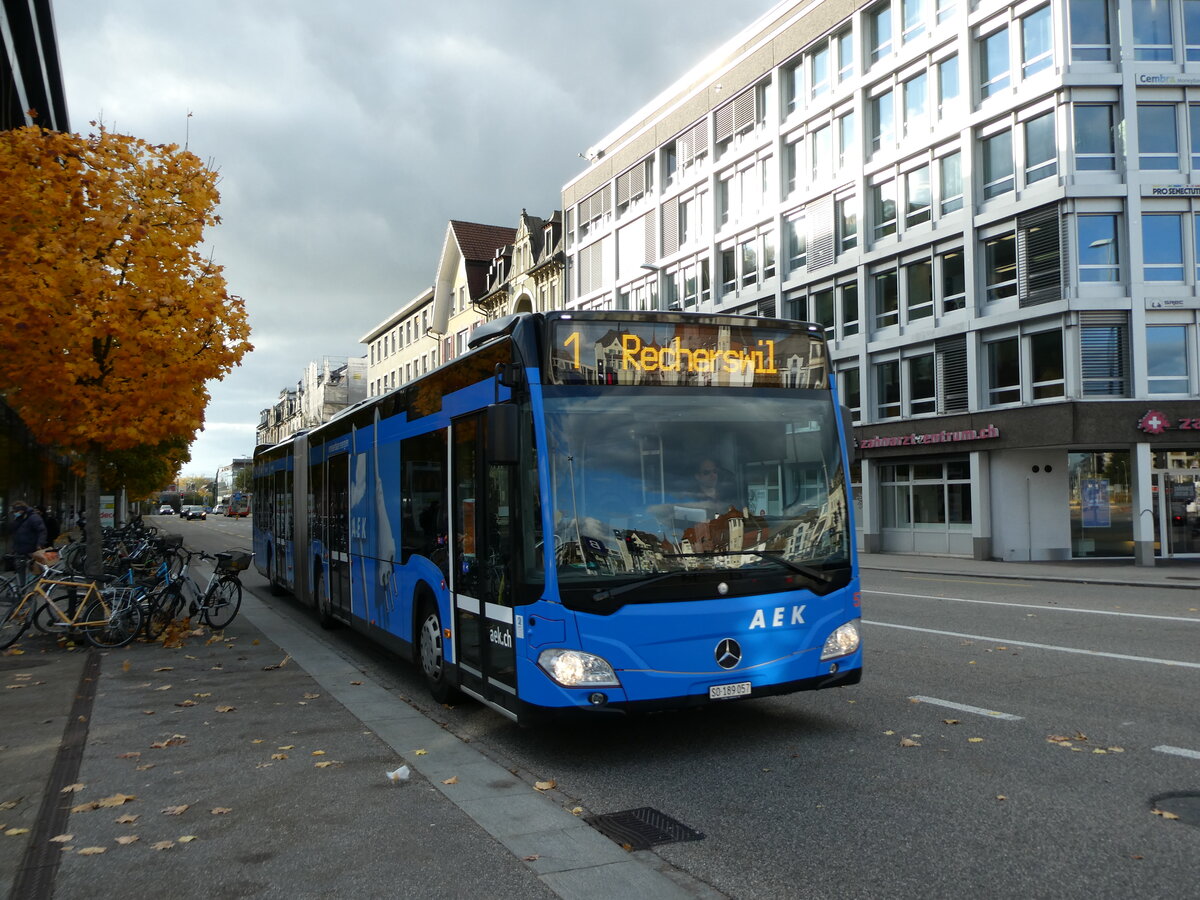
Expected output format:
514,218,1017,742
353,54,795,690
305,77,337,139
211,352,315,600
418,601,455,703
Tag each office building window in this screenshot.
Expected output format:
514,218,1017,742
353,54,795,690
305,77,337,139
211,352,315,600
1190,105,1200,169
937,55,960,119
812,287,835,337
982,129,1015,199
869,3,893,64
1147,326,1190,393
1077,214,1120,281
909,354,936,414
940,151,963,213
1025,111,1057,183
813,125,833,180
940,249,966,311
811,45,830,99
981,27,1011,98
1143,214,1185,280
873,178,898,238
1134,0,1174,60
838,196,859,251
871,90,895,153
937,0,958,24
1030,329,1065,399
839,112,857,170
1139,105,1180,170
987,336,1021,404
1188,0,1200,59
783,58,803,118
904,71,928,138
874,269,900,328
786,215,807,271
1080,313,1129,396
1070,0,1111,60
906,259,934,320
842,367,861,420
905,165,932,226
1074,104,1117,170
877,359,901,417
903,0,927,43
1022,6,1053,76
984,232,1018,300
837,29,855,82
841,281,860,336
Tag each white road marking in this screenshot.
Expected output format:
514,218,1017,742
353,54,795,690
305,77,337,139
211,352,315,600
865,620,1200,670
863,590,1200,624
908,695,1023,720
1153,745,1200,761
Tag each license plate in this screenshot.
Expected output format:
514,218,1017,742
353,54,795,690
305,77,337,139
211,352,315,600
709,681,751,700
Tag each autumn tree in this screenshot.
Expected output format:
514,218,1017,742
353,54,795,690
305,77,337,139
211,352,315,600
0,123,252,575
99,437,192,502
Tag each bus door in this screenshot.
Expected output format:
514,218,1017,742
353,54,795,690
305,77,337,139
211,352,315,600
325,452,352,619
451,412,518,716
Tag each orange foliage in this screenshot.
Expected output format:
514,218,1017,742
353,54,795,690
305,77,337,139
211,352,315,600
0,124,252,453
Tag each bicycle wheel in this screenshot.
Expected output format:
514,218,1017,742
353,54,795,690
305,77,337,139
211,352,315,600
144,585,184,638
0,595,33,650
201,577,242,630
80,597,143,648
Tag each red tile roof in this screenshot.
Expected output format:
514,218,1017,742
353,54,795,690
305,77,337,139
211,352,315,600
451,220,517,262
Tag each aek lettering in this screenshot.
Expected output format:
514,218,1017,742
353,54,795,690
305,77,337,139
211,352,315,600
619,334,778,375
748,605,807,630
489,626,513,648
350,517,367,541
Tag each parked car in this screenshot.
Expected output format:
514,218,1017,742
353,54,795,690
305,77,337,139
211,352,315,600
212,504,227,516
158,505,175,515
180,505,207,520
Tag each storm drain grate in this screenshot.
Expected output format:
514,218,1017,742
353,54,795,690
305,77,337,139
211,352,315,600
584,807,705,850
1152,792,1200,827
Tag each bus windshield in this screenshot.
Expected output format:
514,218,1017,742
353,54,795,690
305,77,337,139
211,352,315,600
540,387,850,606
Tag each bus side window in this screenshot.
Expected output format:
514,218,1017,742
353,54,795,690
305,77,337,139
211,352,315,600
401,430,449,576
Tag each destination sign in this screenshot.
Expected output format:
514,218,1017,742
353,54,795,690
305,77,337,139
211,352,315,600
546,317,828,389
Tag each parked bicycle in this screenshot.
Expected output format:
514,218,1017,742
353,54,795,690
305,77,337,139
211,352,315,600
0,571,143,650
147,547,252,632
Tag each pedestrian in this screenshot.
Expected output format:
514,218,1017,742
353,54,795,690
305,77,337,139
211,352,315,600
37,505,60,545
9,500,47,582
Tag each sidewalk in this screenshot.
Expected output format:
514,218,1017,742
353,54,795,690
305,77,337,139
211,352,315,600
858,551,1200,590
0,590,708,900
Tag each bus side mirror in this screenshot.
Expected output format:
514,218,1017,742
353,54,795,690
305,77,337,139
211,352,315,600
487,403,519,465
840,405,857,464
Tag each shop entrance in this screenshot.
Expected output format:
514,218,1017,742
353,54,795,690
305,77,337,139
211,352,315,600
1153,452,1200,558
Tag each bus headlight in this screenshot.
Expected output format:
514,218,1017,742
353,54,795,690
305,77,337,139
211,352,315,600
820,620,861,660
538,649,620,688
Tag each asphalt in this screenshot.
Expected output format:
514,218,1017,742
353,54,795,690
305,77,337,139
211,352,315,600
1,551,1196,900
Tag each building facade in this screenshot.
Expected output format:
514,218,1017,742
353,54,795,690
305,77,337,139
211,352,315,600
476,209,566,319
362,287,439,398
562,0,1200,564
255,356,367,447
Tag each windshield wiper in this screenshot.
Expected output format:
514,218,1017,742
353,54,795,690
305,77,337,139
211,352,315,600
591,569,693,604
664,550,834,584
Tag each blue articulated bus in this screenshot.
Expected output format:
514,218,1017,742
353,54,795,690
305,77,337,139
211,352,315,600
253,310,861,723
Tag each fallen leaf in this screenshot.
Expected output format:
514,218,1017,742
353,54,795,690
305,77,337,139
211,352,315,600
115,814,139,824
303,693,320,700
153,667,174,673
142,711,155,716
311,750,325,756
252,639,260,645
534,780,557,791
262,655,291,671
175,700,196,708
414,749,428,756
5,827,30,836
350,681,363,685
49,834,73,843
1108,747,1125,753
154,685,172,692
194,693,211,699
162,805,188,816
60,783,85,794
210,807,232,815
177,835,197,843
442,776,458,785
277,745,294,750
96,794,137,808
151,841,175,851
271,753,287,760
1152,809,1180,820
943,719,960,725
115,835,139,845
251,739,264,744
76,846,106,855
523,854,540,861
1075,732,1088,741
996,795,1007,801
1047,735,1071,743
135,764,155,772
121,660,131,672
899,738,920,748
571,807,584,816
314,761,340,769
215,705,236,713
882,730,895,736
968,737,984,743
0,800,19,811
115,752,140,759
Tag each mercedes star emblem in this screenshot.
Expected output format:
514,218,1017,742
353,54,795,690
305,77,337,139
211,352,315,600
715,638,742,669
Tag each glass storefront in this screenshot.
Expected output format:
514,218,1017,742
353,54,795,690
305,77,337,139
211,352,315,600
1153,450,1200,557
1068,450,1132,557
880,458,972,530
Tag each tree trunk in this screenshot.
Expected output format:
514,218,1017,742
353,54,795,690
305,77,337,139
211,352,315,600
85,445,103,579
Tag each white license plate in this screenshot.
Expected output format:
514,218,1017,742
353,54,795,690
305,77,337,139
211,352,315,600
709,681,751,700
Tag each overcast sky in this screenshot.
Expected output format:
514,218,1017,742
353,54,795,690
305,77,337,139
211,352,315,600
54,0,780,480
